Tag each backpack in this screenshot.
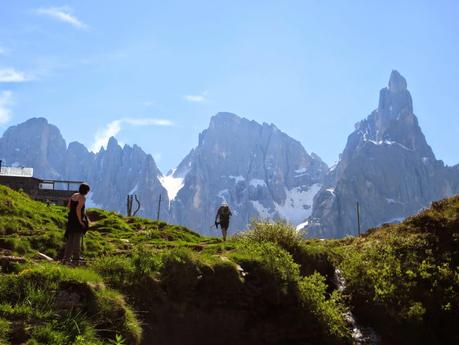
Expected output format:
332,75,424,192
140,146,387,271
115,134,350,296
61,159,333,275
219,206,230,221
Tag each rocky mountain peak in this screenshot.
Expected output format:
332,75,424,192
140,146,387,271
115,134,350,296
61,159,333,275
208,112,278,136
378,70,413,117
343,70,433,160
107,136,120,150
171,112,328,235
210,112,241,124
388,70,407,92
0,116,67,178
306,70,456,238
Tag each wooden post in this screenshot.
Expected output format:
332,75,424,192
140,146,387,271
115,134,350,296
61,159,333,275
356,201,361,236
157,194,162,221
133,194,141,216
127,195,132,216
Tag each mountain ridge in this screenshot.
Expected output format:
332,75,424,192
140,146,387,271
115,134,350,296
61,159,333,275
0,118,170,219
1,71,458,237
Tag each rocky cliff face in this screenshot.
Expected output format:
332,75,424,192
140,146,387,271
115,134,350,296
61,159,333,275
169,112,328,235
87,137,169,219
0,118,67,178
306,71,459,237
0,118,169,219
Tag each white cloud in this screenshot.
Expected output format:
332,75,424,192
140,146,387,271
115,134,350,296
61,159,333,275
91,120,122,152
91,117,174,152
0,68,31,82
0,91,13,124
36,6,88,30
124,118,174,126
184,90,208,103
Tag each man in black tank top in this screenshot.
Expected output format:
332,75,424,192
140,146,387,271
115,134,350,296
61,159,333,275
62,183,90,264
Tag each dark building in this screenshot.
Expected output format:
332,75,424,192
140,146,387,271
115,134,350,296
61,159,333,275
0,165,82,206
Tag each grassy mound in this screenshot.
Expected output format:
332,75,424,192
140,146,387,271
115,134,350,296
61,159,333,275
336,196,459,344
0,263,140,345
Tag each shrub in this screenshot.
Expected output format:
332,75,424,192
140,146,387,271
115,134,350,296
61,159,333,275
236,221,334,277
298,273,349,340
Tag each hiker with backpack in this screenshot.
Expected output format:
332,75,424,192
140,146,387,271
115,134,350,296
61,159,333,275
215,202,232,241
62,183,91,265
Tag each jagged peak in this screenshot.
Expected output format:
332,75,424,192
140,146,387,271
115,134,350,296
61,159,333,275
388,70,407,92
106,136,120,149
377,70,413,116
213,112,240,119
68,141,90,153
209,112,243,127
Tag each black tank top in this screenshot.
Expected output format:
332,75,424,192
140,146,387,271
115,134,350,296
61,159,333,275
67,198,86,233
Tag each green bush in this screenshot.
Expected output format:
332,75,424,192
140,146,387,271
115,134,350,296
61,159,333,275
238,221,334,277
298,273,349,340
233,239,300,284
337,197,459,344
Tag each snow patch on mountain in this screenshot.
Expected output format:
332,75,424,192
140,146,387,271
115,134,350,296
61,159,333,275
361,132,414,151
296,220,309,231
326,187,335,196
251,200,271,219
275,183,322,224
250,179,266,187
159,169,185,202
218,189,229,200
228,175,245,183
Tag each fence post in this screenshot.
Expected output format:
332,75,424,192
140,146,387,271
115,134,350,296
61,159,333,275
356,201,361,236
157,194,162,221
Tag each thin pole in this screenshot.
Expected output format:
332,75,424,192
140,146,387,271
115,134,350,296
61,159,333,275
157,194,162,220
356,201,361,236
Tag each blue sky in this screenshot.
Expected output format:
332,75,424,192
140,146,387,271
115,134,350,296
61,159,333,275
0,0,458,173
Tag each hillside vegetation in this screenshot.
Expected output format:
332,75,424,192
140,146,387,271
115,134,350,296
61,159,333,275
0,184,458,345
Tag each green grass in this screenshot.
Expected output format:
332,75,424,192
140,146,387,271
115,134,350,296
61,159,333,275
0,185,206,260
1,184,459,344
0,263,140,345
334,196,459,344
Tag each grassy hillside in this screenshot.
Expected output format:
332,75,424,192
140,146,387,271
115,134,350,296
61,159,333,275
0,186,350,345
335,196,459,344
0,184,458,345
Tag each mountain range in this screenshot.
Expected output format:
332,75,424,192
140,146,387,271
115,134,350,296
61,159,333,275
0,70,458,237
